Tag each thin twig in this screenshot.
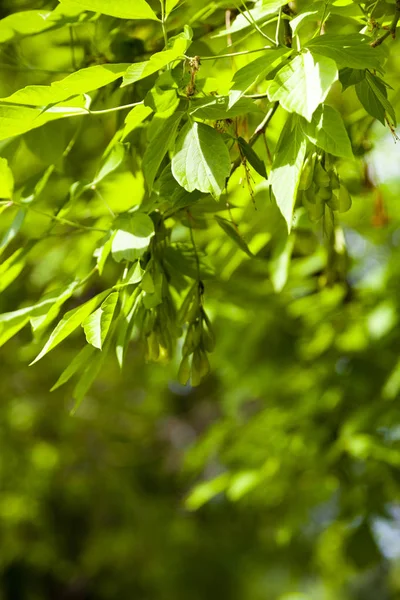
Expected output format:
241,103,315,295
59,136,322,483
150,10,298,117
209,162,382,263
371,1,400,47
230,102,279,177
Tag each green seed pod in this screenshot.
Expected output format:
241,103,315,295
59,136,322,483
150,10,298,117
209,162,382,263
298,155,315,191
313,162,331,188
304,185,317,205
190,352,202,387
178,355,191,385
191,350,209,386
329,168,340,190
177,285,196,324
201,324,216,352
192,320,202,346
182,325,196,357
327,192,339,211
316,186,333,202
338,185,352,213
140,270,155,294
147,331,160,361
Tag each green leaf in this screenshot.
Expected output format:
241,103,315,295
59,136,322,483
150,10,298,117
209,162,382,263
58,0,159,21
30,281,80,334
339,68,365,91
50,344,95,391
171,121,231,199
0,63,129,108
237,137,267,178
0,208,26,256
356,78,386,125
145,86,179,117
229,48,290,107
301,105,353,159
305,34,388,71
0,98,85,141
165,0,181,16
215,1,288,37
269,232,295,292
165,243,215,279
268,51,338,122
112,212,155,263
0,157,14,198
290,3,325,35
30,289,111,364
122,28,192,87
82,291,119,350
270,117,307,231
142,111,183,191
121,104,153,140
0,4,84,43
189,96,260,120
92,143,125,185
214,216,254,258
365,71,397,126
71,344,109,413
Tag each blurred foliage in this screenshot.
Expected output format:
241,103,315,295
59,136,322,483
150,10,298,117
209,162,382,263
1,0,400,599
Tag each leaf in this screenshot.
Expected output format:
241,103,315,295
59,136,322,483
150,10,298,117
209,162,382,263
92,143,125,185
229,48,290,108
237,137,267,178
0,208,26,256
142,111,183,191
215,1,288,37
270,117,307,231
0,157,14,198
214,216,254,258
305,34,388,71
0,5,84,43
30,290,111,364
0,63,129,108
122,28,192,87
71,345,109,413
189,96,261,120
121,104,153,140
356,79,385,125
171,121,231,199
30,281,80,334
268,51,338,122
290,3,324,35
82,291,119,349
339,68,365,90
111,212,155,263
301,105,353,159
365,71,397,126
50,344,95,391
0,97,86,142
165,243,215,279
166,0,181,16
58,0,159,21
269,233,295,292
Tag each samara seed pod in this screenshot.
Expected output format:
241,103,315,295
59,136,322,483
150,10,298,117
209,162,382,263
327,192,339,211
338,185,352,213
329,169,340,190
298,155,315,191
313,162,331,188
316,186,333,202
178,355,191,385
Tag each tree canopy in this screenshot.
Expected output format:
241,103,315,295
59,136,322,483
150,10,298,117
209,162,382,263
1,0,400,598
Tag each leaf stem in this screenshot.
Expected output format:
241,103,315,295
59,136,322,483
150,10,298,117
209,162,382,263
193,46,274,61
11,200,109,233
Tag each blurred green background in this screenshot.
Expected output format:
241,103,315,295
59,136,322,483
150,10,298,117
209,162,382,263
2,1,400,599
